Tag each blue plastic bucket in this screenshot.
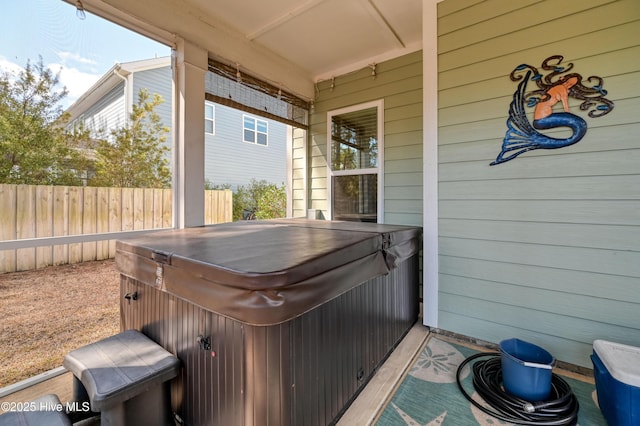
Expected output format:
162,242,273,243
500,338,555,401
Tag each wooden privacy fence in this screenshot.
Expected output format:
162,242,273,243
0,184,232,273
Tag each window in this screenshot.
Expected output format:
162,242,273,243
243,115,268,146
205,102,215,135
328,100,383,223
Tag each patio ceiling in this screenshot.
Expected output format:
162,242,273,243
195,0,423,78
66,0,423,99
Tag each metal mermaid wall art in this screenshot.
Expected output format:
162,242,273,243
491,55,614,165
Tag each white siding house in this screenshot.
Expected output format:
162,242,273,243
204,102,287,189
65,57,288,189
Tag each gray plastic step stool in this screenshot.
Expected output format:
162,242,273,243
63,329,180,426
0,394,71,426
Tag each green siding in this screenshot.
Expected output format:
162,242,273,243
291,127,307,218
309,51,423,226
437,0,640,367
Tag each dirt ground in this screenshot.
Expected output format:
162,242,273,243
0,260,120,388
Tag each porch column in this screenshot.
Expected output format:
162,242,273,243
173,39,207,228
423,0,439,327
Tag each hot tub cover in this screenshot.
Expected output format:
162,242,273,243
116,219,421,325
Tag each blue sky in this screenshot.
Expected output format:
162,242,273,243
1,0,169,107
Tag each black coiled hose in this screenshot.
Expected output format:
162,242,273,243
456,352,580,426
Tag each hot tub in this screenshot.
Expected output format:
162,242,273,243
116,219,421,426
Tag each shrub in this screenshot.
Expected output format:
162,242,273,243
235,179,286,220
207,179,286,221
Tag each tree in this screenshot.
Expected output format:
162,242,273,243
89,89,171,188
0,58,86,185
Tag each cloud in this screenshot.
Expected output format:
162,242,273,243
56,51,98,67
51,51,103,106
1,55,101,108
48,63,101,107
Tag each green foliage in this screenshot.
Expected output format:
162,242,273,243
204,179,230,191
255,183,286,220
89,89,171,188
229,179,286,221
0,58,86,185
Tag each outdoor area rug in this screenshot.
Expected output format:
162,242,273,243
375,336,607,426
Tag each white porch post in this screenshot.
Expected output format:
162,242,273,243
423,0,439,327
173,39,207,228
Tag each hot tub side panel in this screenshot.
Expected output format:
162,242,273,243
287,254,419,426
120,255,418,426
121,276,249,426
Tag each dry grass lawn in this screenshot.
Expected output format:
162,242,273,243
0,260,120,388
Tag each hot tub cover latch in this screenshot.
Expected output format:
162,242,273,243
381,233,397,269
151,251,172,289
381,233,391,250
152,250,172,264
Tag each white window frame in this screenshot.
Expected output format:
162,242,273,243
327,99,384,223
205,102,215,135
243,115,268,146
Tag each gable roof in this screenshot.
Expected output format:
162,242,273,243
65,56,170,121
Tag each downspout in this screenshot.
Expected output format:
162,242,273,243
113,65,131,124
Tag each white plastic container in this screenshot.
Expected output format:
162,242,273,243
591,340,640,426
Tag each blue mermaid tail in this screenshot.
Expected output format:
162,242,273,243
491,71,588,166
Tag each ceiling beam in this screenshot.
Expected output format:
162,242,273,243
246,0,329,41
367,0,406,49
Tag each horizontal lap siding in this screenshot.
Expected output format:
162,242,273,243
133,66,173,155
309,51,423,225
82,84,125,137
204,104,288,188
437,0,640,367
291,127,307,218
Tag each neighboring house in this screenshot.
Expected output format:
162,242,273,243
203,101,288,189
65,57,287,189
66,57,173,148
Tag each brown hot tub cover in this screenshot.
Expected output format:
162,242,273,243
116,219,421,326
